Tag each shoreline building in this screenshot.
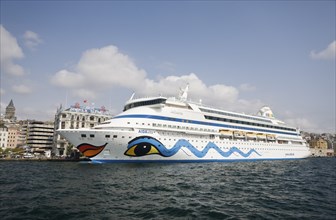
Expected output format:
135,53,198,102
6,124,21,149
0,100,21,150
53,103,112,156
310,138,329,157
0,125,8,149
21,120,54,155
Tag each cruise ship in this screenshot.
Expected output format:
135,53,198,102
58,85,311,163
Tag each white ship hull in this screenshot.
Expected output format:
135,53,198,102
58,86,311,163
59,128,310,163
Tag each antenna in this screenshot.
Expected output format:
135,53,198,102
129,92,135,100
179,84,189,101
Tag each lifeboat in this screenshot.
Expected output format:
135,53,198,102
266,134,276,141
246,132,257,139
257,133,267,139
219,129,233,137
233,131,245,138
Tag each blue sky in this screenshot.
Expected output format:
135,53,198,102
1,1,335,133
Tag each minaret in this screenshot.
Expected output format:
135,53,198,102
5,99,16,121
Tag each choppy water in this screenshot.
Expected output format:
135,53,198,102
0,158,335,220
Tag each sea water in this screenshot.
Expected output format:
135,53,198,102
0,158,335,219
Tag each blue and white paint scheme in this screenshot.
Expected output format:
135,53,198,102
58,85,311,163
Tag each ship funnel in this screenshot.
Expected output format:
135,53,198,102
257,106,274,118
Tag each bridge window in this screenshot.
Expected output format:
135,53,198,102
123,98,166,111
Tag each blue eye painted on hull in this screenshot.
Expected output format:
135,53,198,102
124,136,167,157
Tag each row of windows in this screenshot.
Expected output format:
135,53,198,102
152,122,217,133
0,132,18,136
116,114,297,136
61,122,95,129
62,114,107,121
200,108,271,123
123,98,166,111
204,115,296,132
6,139,17,142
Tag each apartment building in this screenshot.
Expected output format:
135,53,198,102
21,120,54,154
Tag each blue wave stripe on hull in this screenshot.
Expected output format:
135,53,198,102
158,140,262,158
128,137,261,158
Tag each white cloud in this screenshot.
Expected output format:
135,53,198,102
140,73,239,104
51,44,258,113
0,25,25,76
234,99,265,115
282,110,317,132
51,69,85,88
23,30,43,50
12,84,32,94
51,45,147,90
310,40,336,60
285,117,316,131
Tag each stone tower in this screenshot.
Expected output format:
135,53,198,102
5,99,16,121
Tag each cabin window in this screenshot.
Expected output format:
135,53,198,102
90,134,95,138
81,134,86,138
113,135,117,138
105,135,110,138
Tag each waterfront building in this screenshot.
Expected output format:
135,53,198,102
21,120,54,155
6,124,21,149
16,120,27,148
310,138,329,157
53,103,112,156
0,125,8,149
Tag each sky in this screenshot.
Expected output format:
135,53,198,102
0,1,335,133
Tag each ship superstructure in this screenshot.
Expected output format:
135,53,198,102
58,85,311,163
